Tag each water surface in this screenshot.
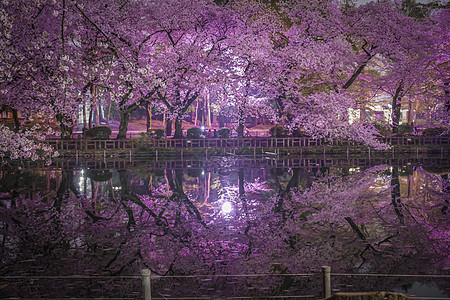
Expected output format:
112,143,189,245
1,155,449,298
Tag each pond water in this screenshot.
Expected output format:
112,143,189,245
0,155,449,299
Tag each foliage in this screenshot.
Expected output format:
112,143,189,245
0,0,448,156
421,126,448,136
187,128,202,139
291,127,310,137
269,125,287,138
86,170,112,182
0,124,58,162
397,124,414,135
84,126,111,140
140,129,165,139
217,127,231,139
374,123,392,137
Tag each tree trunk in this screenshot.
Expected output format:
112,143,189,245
237,109,244,138
204,172,211,203
444,80,449,112
391,166,404,224
343,44,374,90
146,103,152,132
239,168,245,196
407,100,414,125
106,100,111,125
194,99,199,126
117,104,138,139
343,61,369,90
206,90,211,127
441,173,449,214
274,168,300,213
94,106,99,126
218,114,224,128
174,116,183,138
83,102,87,130
56,113,73,140
165,118,172,136
55,170,79,211
118,170,137,227
391,81,403,134
10,108,20,131
99,101,104,124
360,106,369,123
95,102,102,126
167,169,206,226
88,103,93,129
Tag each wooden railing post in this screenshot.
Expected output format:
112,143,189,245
141,269,151,300
322,266,331,298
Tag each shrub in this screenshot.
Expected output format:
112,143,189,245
187,127,202,139
217,127,231,138
140,129,165,139
269,125,286,137
187,169,203,178
291,127,309,137
374,123,391,137
87,170,112,181
84,126,111,139
421,127,448,136
397,124,413,135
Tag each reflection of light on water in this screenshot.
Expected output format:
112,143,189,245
78,169,86,192
222,202,233,214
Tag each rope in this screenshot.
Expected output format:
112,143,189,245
1,273,449,280
331,273,450,278
150,273,314,279
150,296,315,300
0,275,139,279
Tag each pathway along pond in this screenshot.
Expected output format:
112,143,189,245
0,155,449,299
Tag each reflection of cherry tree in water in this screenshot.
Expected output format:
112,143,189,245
279,165,449,293
0,165,448,297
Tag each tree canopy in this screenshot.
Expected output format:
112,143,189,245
0,0,448,158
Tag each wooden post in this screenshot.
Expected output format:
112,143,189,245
322,266,331,298
141,269,151,300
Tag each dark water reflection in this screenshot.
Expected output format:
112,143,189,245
0,156,449,298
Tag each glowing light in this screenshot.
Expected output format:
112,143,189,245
200,125,205,131
222,202,233,214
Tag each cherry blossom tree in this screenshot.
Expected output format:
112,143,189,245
254,0,386,146
0,0,448,159
342,0,447,133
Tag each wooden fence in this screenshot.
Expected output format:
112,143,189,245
44,136,450,152
4,156,449,171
